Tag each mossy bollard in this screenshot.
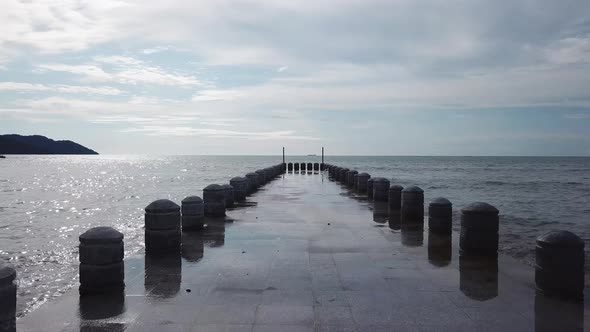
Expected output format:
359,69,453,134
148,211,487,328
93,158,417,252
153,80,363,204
388,185,404,211
204,184,226,217
535,231,585,300
372,178,390,202
459,202,499,256
79,226,124,294
145,199,181,254
357,173,371,193
0,264,16,331
367,178,376,199
221,184,234,208
245,172,260,194
429,198,452,234
230,177,248,202
346,170,358,188
401,186,424,220
181,196,204,231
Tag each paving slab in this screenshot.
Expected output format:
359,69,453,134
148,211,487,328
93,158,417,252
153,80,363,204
17,171,590,331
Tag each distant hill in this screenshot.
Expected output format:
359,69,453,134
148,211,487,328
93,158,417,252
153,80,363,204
0,134,98,155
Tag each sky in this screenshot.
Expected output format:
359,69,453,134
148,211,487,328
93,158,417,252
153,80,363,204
1,0,590,156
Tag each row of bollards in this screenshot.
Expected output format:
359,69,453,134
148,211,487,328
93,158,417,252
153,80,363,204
323,163,585,301
71,163,286,299
286,162,324,172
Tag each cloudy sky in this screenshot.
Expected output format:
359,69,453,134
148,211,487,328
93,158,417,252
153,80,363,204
1,0,589,155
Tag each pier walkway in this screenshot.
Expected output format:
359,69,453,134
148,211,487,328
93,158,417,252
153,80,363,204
17,171,588,331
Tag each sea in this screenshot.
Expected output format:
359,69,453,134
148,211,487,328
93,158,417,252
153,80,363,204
0,155,589,317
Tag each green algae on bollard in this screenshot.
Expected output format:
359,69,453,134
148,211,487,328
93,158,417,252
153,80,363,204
79,226,125,295
356,173,371,193
181,196,204,231
230,177,249,202
0,263,16,331
145,199,181,254
428,197,452,235
388,184,404,211
535,231,585,300
401,186,424,221
346,170,358,188
372,177,390,202
203,184,226,217
459,202,499,257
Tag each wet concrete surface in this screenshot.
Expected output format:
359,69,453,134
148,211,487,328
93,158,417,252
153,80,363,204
17,171,590,331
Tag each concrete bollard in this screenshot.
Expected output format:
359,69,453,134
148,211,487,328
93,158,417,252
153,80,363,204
353,174,359,190
401,186,424,221
314,163,320,171
294,163,300,172
230,177,248,202
356,173,370,193
300,163,306,171
388,185,404,211
255,170,266,185
203,184,226,217
0,264,16,331
346,170,358,187
372,178,390,202
245,172,260,193
145,199,181,254
459,202,499,256
339,168,350,183
535,231,585,300
181,196,204,231
428,198,452,234
320,163,325,171
367,178,375,199
288,163,293,172
79,226,125,294
221,184,234,208
307,163,313,172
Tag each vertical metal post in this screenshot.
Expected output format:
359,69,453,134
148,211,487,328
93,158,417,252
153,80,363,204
282,147,285,164
322,147,324,164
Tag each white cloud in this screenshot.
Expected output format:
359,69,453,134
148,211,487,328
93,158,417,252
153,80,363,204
38,57,202,86
0,82,122,95
119,125,319,140
277,66,288,72
192,89,243,102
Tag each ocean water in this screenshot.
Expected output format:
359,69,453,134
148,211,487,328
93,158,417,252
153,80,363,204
0,155,589,316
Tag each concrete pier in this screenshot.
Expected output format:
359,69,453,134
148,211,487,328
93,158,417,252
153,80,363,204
16,172,589,332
